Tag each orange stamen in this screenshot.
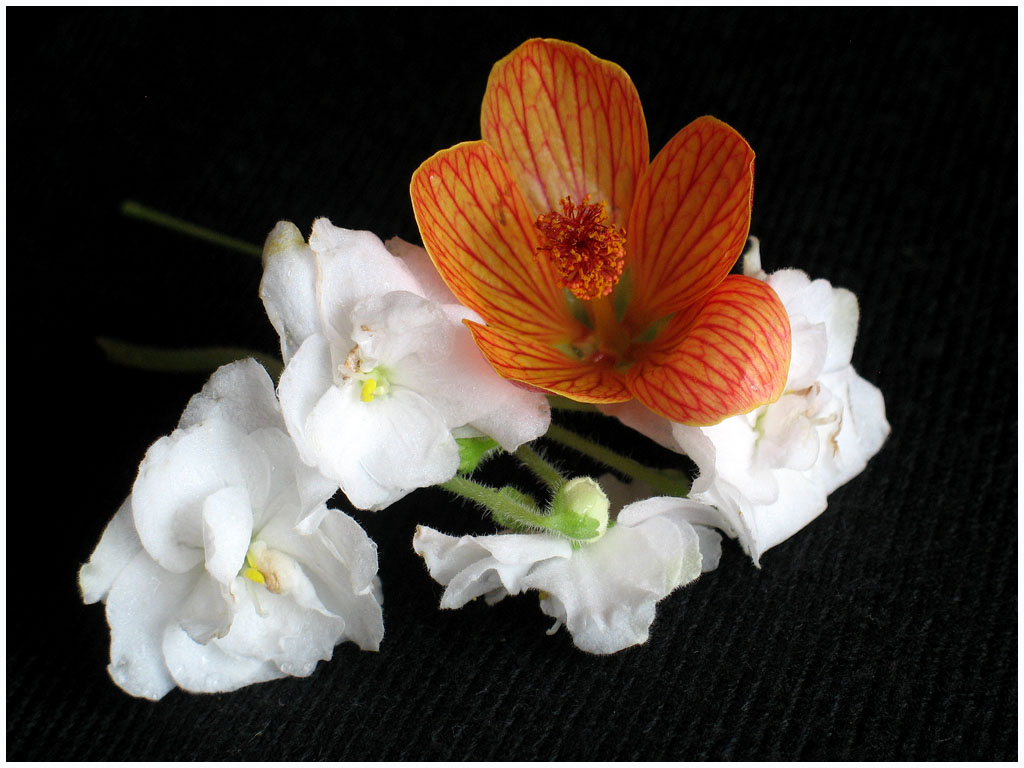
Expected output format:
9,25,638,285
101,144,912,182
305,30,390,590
535,196,626,301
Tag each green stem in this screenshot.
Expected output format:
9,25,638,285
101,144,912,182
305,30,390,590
545,394,598,412
514,444,564,491
440,475,551,532
544,422,690,498
97,337,283,380
121,200,262,257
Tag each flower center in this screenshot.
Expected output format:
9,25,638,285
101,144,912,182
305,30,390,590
535,196,626,301
337,345,391,402
241,540,297,595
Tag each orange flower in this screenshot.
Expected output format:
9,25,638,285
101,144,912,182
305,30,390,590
411,39,791,426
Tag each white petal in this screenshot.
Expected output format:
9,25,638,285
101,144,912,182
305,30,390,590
528,513,702,654
213,581,346,678
104,551,199,700
260,221,321,363
786,318,829,391
743,471,830,564
179,359,282,433
824,288,860,373
176,571,234,644
277,333,336,469
384,236,459,304
819,366,891,493
600,400,679,453
132,420,256,573
693,526,723,572
350,291,456,376
413,526,571,608
162,624,283,694
310,220,423,344
80,497,141,605
741,236,767,279
243,426,336,530
264,508,384,651
350,291,550,451
305,385,459,510
202,486,253,587
755,389,826,471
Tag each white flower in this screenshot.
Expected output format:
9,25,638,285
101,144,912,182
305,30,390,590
79,360,384,700
413,494,721,655
606,239,890,565
260,219,551,511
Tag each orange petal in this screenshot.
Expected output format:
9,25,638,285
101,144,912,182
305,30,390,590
465,320,632,404
626,275,791,425
626,116,755,326
481,39,649,227
411,141,577,341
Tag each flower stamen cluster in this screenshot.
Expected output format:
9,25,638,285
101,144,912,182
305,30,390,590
536,196,626,301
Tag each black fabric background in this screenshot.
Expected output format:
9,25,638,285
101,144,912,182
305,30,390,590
7,9,1017,760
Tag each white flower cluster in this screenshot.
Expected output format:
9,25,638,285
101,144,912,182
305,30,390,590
81,220,551,699
605,239,891,565
82,223,889,697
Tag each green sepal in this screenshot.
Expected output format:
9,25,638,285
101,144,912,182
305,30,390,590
456,436,500,474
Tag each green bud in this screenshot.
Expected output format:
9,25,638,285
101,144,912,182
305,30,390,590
547,476,610,543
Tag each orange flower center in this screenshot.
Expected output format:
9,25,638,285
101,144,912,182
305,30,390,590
535,196,626,301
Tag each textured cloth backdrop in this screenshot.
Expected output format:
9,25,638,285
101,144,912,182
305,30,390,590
8,9,1016,760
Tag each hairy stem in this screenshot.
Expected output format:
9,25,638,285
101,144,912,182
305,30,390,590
514,444,564,491
544,422,690,498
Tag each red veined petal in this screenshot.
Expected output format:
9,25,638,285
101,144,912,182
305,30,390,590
481,38,649,227
626,274,791,425
465,320,632,404
411,141,577,341
626,116,755,327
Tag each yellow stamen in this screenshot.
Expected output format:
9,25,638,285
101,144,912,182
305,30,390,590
243,567,265,585
535,196,626,301
361,378,378,402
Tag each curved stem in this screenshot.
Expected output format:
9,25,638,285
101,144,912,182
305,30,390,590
544,423,690,498
97,337,283,380
440,476,550,532
121,200,262,257
514,444,564,491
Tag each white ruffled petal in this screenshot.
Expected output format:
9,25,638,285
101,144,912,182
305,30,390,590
277,333,335,469
179,359,282,433
304,385,459,510
310,220,422,344
280,510,384,652
201,486,253,587
104,551,199,700
132,420,255,573
162,624,283,694
259,221,321,363
352,292,551,451
415,497,711,656
213,581,346,678
80,497,141,605
786,317,829,392
385,236,459,304
528,512,702,655
176,571,233,644
824,288,859,373
413,526,572,607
